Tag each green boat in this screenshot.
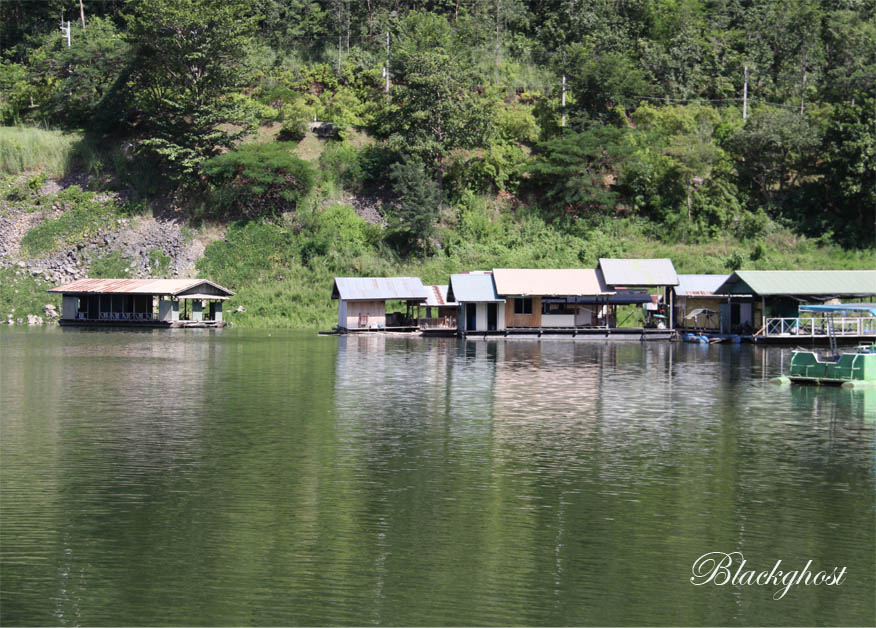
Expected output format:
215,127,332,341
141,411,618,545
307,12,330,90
771,343,876,388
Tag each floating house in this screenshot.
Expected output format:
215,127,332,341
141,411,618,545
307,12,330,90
671,274,731,332
714,270,876,342
447,272,505,333
48,278,234,327
596,258,680,328
492,268,614,329
331,277,431,332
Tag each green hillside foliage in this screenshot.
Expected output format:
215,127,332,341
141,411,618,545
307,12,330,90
1,0,874,325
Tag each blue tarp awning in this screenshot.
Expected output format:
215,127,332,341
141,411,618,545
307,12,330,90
799,304,876,315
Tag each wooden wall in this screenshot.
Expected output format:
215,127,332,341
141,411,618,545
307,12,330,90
504,296,541,327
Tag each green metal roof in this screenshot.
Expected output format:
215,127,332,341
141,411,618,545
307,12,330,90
715,270,876,296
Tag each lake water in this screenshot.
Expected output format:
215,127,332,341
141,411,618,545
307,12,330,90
1,328,874,626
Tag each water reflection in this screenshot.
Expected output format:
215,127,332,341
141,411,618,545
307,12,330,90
2,329,874,626
331,336,875,625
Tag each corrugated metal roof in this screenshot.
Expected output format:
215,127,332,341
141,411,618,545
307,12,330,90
447,273,505,303
424,285,457,307
492,268,614,296
715,270,876,296
675,274,731,297
800,303,876,315
332,277,430,301
48,278,234,296
598,258,679,287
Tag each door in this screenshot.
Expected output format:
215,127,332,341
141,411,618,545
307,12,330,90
466,303,477,331
487,303,497,331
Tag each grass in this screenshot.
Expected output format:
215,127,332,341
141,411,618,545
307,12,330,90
19,186,118,258
0,126,80,177
0,267,60,322
89,250,133,278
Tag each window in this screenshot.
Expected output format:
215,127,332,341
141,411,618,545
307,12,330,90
514,297,533,315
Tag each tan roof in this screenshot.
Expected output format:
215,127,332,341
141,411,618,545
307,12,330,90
492,268,614,297
48,278,235,297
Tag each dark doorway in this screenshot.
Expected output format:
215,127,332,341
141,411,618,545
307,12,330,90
466,303,477,331
487,303,498,331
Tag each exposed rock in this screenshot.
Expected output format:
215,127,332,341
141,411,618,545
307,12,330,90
235,305,246,313
26,314,43,325
43,304,58,318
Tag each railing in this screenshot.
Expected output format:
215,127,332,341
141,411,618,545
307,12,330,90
762,316,876,337
78,312,155,321
419,317,456,330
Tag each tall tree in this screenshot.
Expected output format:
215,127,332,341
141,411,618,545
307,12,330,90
379,11,492,196
819,99,876,247
125,0,258,177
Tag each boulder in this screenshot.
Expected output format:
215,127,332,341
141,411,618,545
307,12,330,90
43,304,58,318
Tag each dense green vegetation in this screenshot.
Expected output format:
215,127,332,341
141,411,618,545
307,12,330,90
1,0,874,326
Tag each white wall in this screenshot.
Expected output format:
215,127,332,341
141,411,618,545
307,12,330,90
542,313,575,327
466,302,505,331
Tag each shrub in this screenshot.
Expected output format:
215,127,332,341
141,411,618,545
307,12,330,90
148,249,173,276
90,251,133,278
277,119,307,142
203,142,315,218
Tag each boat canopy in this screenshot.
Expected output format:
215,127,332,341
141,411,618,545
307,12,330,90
799,304,876,315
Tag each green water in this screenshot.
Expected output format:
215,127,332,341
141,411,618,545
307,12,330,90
1,328,874,626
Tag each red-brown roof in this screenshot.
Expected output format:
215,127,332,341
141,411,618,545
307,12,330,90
48,278,234,296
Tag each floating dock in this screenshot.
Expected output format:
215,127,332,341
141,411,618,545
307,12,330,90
771,345,876,387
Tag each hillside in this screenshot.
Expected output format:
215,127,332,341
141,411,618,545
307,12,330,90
2,126,873,328
0,1,874,326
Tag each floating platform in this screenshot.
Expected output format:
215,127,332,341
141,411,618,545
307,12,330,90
771,344,876,387
59,319,226,328
461,327,674,341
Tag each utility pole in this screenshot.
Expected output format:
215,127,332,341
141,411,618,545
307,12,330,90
561,74,566,127
800,68,807,114
742,64,749,121
336,2,342,75
561,51,567,128
79,0,86,30
495,0,501,66
384,31,390,105
60,13,71,47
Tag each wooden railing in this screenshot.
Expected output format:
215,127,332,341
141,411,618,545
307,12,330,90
419,317,456,330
